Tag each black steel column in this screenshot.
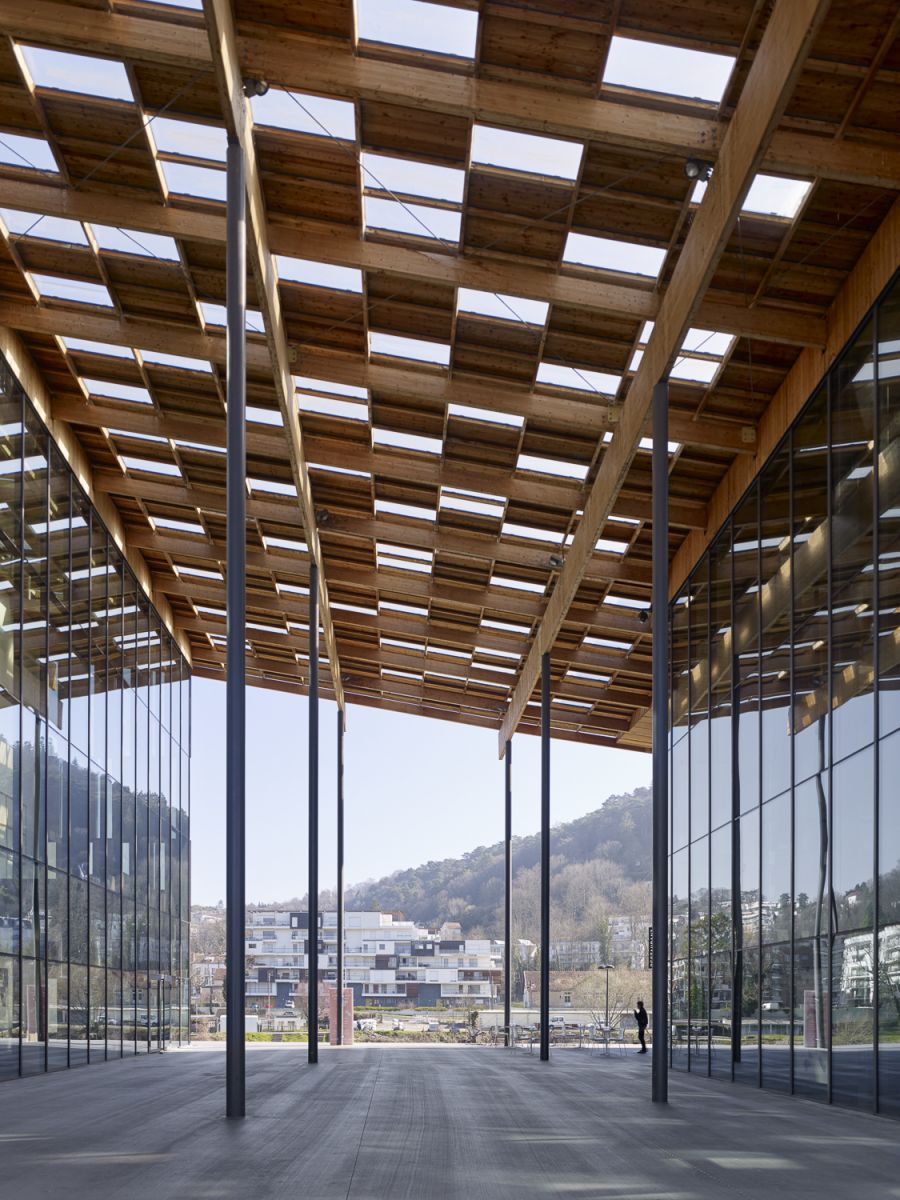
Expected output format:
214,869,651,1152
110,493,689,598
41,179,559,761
503,738,512,1043
225,137,246,1120
308,562,319,1064
336,707,344,1046
540,653,551,1062
651,378,669,1103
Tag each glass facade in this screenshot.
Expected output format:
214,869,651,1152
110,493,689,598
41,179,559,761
669,270,900,1116
0,352,190,1080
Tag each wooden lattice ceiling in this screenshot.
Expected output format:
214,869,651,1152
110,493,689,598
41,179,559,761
0,0,898,748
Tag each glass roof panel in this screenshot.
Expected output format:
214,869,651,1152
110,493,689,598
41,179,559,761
602,35,735,104
357,0,479,59
471,125,583,181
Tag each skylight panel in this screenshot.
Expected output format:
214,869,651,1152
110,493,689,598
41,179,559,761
447,403,523,428
121,456,181,478
82,379,152,406
361,153,465,203
536,363,621,396
276,256,363,293
471,125,583,181
669,356,719,384
201,302,265,333
295,376,368,401
638,321,654,344
249,478,297,497
502,522,561,543
377,542,432,563
92,225,180,260
457,290,549,326
1,209,87,245
742,174,811,219
150,117,226,163
251,90,356,141
176,440,225,456
364,196,461,243
584,634,632,651
298,391,367,420
31,274,113,307
140,349,211,373
602,36,735,104
517,453,588,481
604,594,647,610
176,564,221,581
18,47,134,103
0,131,57,172
308,462,371,479
263,536,308,553
247,406,282,426
439,488,504,517
374,499,437,521
108,427,166,444
681,328,734,357
377,551,432,575
152,516,205,535
369,333,450,365
564,233,665,278
373,428,443,455
490,574,546,594
62,337,133,360
357,0,479,59
159,162,226,202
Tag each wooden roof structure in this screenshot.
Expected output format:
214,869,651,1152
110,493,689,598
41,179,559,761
0,0,898,751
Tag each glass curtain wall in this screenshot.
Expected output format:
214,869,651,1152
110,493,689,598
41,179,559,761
669,270,900,1117
0,351,190,1080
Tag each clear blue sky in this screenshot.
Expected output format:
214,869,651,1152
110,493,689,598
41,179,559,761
190,678,651,905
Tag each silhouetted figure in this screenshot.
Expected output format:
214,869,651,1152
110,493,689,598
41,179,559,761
634,999,648,1053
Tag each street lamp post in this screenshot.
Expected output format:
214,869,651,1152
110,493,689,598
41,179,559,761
599,964,613,1028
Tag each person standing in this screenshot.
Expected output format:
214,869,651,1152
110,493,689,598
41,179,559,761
634,999,649,1053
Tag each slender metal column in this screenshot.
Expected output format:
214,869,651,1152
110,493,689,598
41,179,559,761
651,379,669,1103
539,653,551,1062
503,738,512,1043
308,562,319,1064
225,137,246,1120
336,707,345,1046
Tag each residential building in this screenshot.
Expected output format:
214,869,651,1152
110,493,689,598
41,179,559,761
245,909,502,1009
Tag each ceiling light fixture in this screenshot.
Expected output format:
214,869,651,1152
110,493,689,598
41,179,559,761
683,158,713,182
243,78,269,98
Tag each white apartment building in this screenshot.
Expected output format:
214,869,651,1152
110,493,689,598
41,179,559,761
245,909,503,1009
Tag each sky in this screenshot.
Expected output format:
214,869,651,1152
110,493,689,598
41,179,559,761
189,677,651,906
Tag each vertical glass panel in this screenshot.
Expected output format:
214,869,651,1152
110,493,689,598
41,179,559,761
793,935,828,1100
0,375,22,867
0,702,18,853
762,792,791,944
107,968,123,1059
69,963,87,1066
47,445,70,738
0,952,18,1079
70,745,88,883
793,386,830,784
20,710,45,864
46,727,67,871
671,593,690,850
832,930,874,1110
733,810,759,1084
689,837,709,1074
878,730,900,1116
710,822,732,1076
21,412,47,718
106,557,123,785
69,877,88,966
21,857,44,960
831,319,876,764
878,279,900,737
689,564,710,842
671,848,688,1069
759,444,792,802
20,955,45,1076
0,847,17,954
89,760,105,888
47,866,67,962
733,484,760,813
89,515,107,767
709,523,733,832
68,489,91,755
47,961,68,1071
761,943,790,1091
832,748,874,933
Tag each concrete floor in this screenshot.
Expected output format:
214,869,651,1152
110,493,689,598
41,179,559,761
1,1044,898,1200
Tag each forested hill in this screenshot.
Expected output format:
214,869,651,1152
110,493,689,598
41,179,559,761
343,787,651,938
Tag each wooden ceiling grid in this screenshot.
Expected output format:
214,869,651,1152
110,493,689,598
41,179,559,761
0,0,897,748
